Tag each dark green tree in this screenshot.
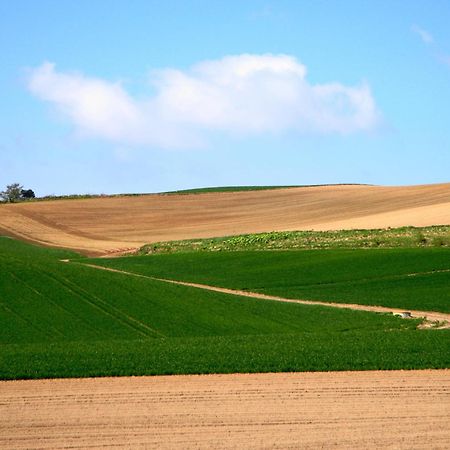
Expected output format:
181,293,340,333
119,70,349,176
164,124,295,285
21,189,35,199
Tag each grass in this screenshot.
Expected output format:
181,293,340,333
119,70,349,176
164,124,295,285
161,183,369,195
91,247,450,313
139,226,450,254
161,185,307,195
2,330,449,380
1,236,449,379
4,237,409,345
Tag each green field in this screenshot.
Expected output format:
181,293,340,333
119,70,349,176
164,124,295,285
2,331,448,379
160,183,369,195
91,248,450,313
1,237,449,379
161,185,301,194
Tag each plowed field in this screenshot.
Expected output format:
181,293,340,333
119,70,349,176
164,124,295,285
1,183,450,255
1,370,449,449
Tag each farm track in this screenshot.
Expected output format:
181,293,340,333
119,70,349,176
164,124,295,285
1,183,450,255
78,262,450,328
1,370,449,449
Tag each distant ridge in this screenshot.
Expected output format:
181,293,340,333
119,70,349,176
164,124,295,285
161,183,371,195
1,183,371,201
0,182,449,255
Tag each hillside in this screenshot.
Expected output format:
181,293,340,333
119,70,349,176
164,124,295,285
1,183,449,255
1,237,449,380
91,248,450,314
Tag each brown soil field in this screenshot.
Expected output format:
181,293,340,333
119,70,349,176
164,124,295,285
1,370,449,449
1,183,450,255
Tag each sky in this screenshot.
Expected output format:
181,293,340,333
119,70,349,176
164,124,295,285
1,0,450,196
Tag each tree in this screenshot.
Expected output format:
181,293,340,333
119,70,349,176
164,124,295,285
1,183,23,203
21,189,35,199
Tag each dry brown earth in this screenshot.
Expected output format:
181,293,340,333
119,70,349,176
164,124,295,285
1,370,449,449
1,183,450,255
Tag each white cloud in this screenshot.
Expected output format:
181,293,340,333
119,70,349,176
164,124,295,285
27,55,380,149
412,25,434,44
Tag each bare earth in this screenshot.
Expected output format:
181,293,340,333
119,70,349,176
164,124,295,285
1,370,449,449
1,183,450,255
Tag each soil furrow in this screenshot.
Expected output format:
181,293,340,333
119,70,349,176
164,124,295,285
1,370,449,449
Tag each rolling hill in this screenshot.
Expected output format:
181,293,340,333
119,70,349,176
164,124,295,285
1,183,449,255
1,237,449,379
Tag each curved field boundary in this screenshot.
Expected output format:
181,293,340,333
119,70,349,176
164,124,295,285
0,210,138,255
76,262,450,329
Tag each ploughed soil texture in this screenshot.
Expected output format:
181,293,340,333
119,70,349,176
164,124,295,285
1,183,450,255
1,370,449,449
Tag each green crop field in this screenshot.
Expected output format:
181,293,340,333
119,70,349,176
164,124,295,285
161,185,301,194
160,183,367,195
91,247,450,313
1,237,449,379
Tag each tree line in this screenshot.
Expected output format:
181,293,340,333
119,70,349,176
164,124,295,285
0,183,35,203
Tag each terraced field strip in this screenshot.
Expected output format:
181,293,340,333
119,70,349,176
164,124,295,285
1,370,449,449
78,262,450,328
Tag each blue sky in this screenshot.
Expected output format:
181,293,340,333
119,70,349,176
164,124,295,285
1,0,450,195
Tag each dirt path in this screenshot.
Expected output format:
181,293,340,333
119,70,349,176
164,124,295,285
2,183,450,255
1,370,449,449
78,262,450,328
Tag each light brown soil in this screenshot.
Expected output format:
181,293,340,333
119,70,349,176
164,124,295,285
1,370,449,449
1,183,450,255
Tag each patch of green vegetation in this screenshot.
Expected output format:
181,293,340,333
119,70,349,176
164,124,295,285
139,226,450,254
4,237,411,346
1,330,448,380
92,248,450,313
161,183,368,195
161,185,302,195
3,237,449,379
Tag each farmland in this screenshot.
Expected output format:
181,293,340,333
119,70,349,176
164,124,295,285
90,247,450,314
1,182,450,255
2,187,450,449
2,183,450,446
162,184,303,194
1,236,450,379
2,371,449,449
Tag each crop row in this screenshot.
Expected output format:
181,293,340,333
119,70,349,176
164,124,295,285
1,330,449,380
93,247,450,313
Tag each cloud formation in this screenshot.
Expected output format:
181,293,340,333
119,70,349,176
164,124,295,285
411,25,434,44
28,54,380,148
